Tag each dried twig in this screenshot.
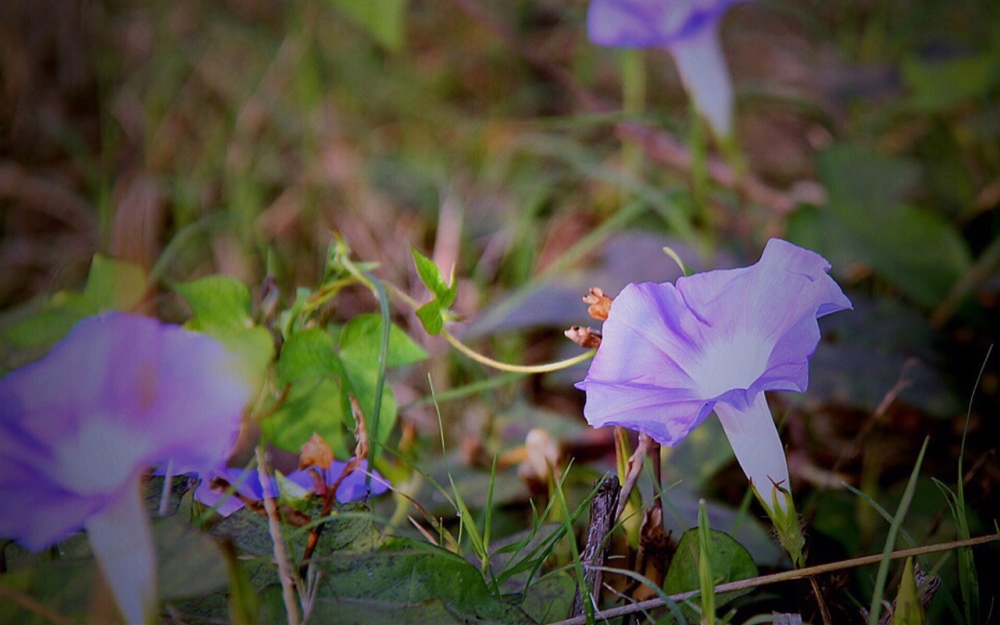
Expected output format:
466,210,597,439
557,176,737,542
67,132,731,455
572,474,622,617
256,446,300,625
551,534,999,625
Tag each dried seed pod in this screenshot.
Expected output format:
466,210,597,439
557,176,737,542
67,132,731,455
583,287,612,321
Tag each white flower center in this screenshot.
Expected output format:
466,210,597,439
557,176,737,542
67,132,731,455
51,417,146,496
691,332,770,398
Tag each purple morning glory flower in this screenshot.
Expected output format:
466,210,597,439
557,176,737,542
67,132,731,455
287,459,390,503
0,312,251,623
576,239,851,516
587,0,747,137
192,459,389,517
189,466,279,517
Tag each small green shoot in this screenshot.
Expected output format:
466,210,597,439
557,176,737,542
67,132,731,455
412,248,457,336
697,501,718,625
893,556,924,625
867,437,930,625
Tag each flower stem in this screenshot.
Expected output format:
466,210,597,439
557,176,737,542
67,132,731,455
256,446,300,625
441,329,595,373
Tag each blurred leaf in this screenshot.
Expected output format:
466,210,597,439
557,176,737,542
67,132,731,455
812,490,862,555
154,518,229,600
818,144,920,210
663,528,757,608
801,294,960,418
0,520,229,625
339,314,427,368
789,145,972,308
176,276,253,334
223,326,274,395
421,451,526,514
222,542,258,625
82,255,147,312
330,0,408,51
902,52,996,112
466,233,714,338
315,538,535,624
0,558,94,625
1,294,91,349
278,327,341,383
2,255,147,350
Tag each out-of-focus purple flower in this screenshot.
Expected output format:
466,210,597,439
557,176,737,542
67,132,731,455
0,312,251,623
192,459,389,516
587,0,747,137
576,239,851,518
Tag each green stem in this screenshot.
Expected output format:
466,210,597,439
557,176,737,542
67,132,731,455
442,329,594,374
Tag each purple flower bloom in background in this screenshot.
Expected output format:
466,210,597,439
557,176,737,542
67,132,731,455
288,459,391,503
192,459,389,516
190,466,280,517
587,0,747,137
0,313,251,623
576,239,851,517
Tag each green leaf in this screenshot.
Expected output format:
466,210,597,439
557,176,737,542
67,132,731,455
339,314,427,368
412,249,454,304
663,528,758,609
175,276,253,334
789,144,972,309
902,52,996,112
0,558,95,625
416,300,444,336
154,518,229,600
0,520,229,625
223,541,259,625
788,203,972,308
1,294,91,349
310,597,472,624
82,254,148,312
315,538,535,624
339,358,398,445
816,144,920,211
2,255,147,350
330,0,408,51
261,378,348,456
518,571,576,623
222,326,275,394
278,327,341,383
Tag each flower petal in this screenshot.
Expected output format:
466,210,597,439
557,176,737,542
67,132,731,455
331,460,391,503
678,239,852,397
587,0,742,48
713,393,789,514
578,239,850,450
578,379,712,445
0,313,252,549
84,482,157,625
192,480,246,517
286,459,390,503
668,23,733,137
